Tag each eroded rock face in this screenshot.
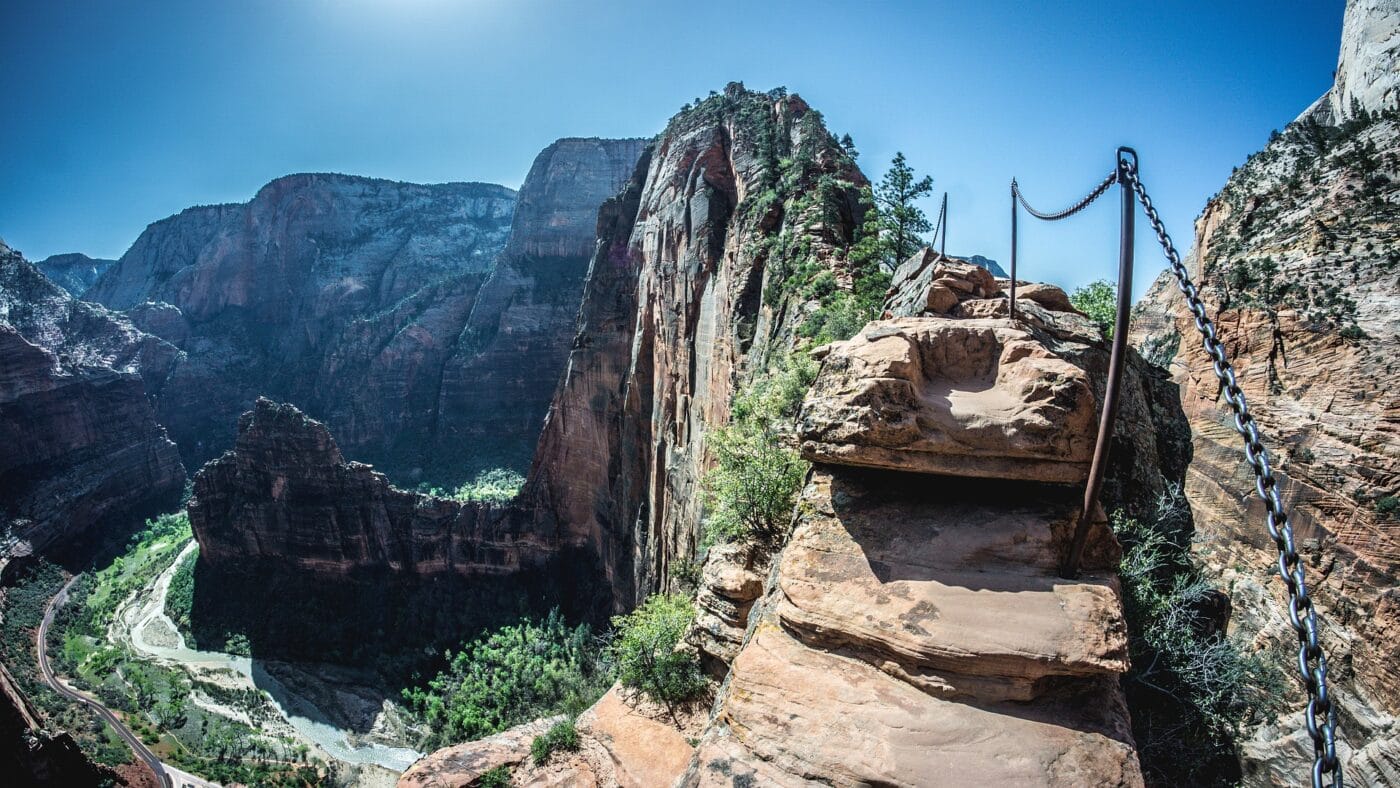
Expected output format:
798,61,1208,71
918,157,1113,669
189,398,546,576
687,543,768,673
84,175,515,476
1131,3,1400,777
528,84,866,608
0,241,185,558
798,317,1098,483
1330,0,1400,121
433,138,647,477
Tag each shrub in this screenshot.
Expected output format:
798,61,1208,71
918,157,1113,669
530,719,580,765
611,594,705,712
704,424,806,544
479,766,513,788
1376,496,1400,518
450,468,525,504
703,353,813,545
1339,323,1368,342
1114,488,1285,785
402,611,610,750
1069,280,1117,339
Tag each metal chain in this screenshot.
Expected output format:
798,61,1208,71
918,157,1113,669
1012,170,1117,221
1120,159,1342,788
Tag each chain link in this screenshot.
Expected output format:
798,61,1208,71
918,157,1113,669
1120,159,1342,788
1012,170,1117,221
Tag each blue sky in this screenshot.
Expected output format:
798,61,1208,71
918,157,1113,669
0,0,1343,298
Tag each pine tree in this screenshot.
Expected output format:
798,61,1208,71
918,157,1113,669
839,133,859,160
874,152,934,270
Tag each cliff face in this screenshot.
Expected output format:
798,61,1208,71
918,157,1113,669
1331,0,1400,121
528,84,866,607
83,145,643,484
432,138,647,477
34,253,116,297
0,241,185,559
1131,1,1400,780
85,175,517,477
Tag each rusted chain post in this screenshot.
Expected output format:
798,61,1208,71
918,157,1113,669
1009,180,1018,321
1062,147,1137,578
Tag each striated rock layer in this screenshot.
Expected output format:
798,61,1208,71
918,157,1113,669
0,241,185,561
1131,0,1400,780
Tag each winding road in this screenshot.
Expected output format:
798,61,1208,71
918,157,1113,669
37,574,188,788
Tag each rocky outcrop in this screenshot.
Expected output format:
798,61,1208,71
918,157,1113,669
0,241,185,559
186,398,607,659
189,398,547,576
1131,1,1400,779
400,685,701,788
686,543,767,674
34,253,116,297
683,311,1165,786
398,716,562,788
528,83,867,608
797,317,1098,483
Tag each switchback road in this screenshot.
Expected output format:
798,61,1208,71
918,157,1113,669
37,574,176,788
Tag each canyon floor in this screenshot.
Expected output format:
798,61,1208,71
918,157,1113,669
102,540,416,784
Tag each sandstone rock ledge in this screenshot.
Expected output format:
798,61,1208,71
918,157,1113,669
682,469,1142,788
684,292,1148,785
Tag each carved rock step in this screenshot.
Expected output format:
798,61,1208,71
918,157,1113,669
683,622,1143,788
799,317,1099,483
776,470,1127,700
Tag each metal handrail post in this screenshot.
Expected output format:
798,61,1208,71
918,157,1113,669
939,193,948,257
1062,147,1136,578
1009,181,1018,321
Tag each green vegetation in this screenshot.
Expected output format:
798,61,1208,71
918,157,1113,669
0,559,135,768
38,512,327,785
1069,280,1118,339
611,594,705,713
703,353,813,545
69,512,191,642
415,467,526,504
1376,495,1400,518
479,765,514,787
530,718,580,765
1114,489,1284,785
449,467,526,504
402,610,611,751
164,545,197,634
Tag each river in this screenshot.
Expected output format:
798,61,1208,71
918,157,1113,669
111,541,422,777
